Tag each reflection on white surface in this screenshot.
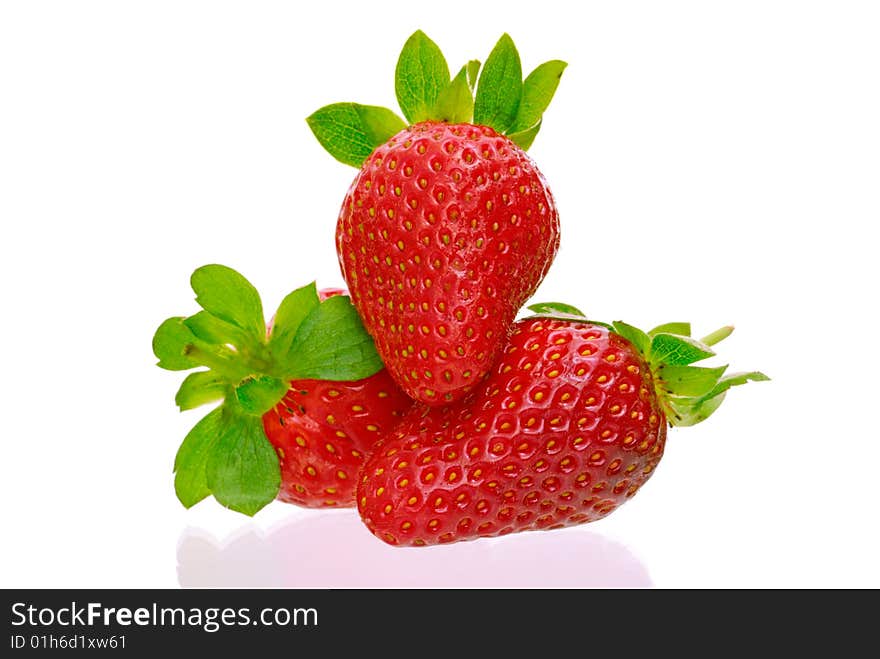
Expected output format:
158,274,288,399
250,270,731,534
177,511,651,587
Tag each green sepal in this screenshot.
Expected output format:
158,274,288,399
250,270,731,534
473,33,523,133
184,311,250,348
153,317,201,371
664,372,768,427
234,375,289,416
656,364,729,398
527,301,586,317
650,333,716,366
649,322,691,337
700,371,770,402
191,265,265,342
466,60,481,91
611,320,651,355
175,371,227,411
205,411,281,516
432,64,475,124
664,393,728,428
173,406,224,508
509,59,567,134
306,103,407,168
508,119,542,150
285,295,383,380
267,282,320,361
395,30,450,124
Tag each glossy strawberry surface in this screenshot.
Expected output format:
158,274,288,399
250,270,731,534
264,370,412,508
336,122,560,406
357,318,666,545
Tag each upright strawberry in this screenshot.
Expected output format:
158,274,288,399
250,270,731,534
357,305,767,546
307,31,565,405
152,265,411,514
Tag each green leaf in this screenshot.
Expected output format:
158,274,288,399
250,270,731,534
432,65,475,124
466,60,481,91
307,103,407,168
508,119,542,150
206,411,280,516
286,295,384,381
184,311,249,347
699,371,770,403
510,60,567,134
527,302,586,317
473,34,523,133
267,282,320,360
649,322,691,337
662,372,768,427
175,371,227,411
611,321,651,355
650,333,716,366
174,406,224,508
665,393,728,428
234,375,289,416
153,317,200,371
395,30,450,124
191,265,265,341
657,364,729,398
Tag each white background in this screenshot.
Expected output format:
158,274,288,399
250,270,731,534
2,0,878,588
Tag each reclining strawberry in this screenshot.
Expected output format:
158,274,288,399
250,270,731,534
152,265,411,514
357,304,767,546
308,31,565,405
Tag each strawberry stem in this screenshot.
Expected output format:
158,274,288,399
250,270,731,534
700,326,734,346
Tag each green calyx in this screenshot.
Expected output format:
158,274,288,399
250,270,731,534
526,304,769,428
307,30,566,167
153,265,384,515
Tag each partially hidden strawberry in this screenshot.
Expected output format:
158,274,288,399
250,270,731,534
357,304,768,546
307,31,565,405
152,265,411,515
263,371,411,508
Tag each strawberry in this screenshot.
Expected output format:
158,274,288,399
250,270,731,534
152,265,411,515
307,31,565,405
357,306,767,546
263,371,411,508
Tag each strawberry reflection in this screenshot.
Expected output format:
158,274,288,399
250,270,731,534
177,512,651,587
